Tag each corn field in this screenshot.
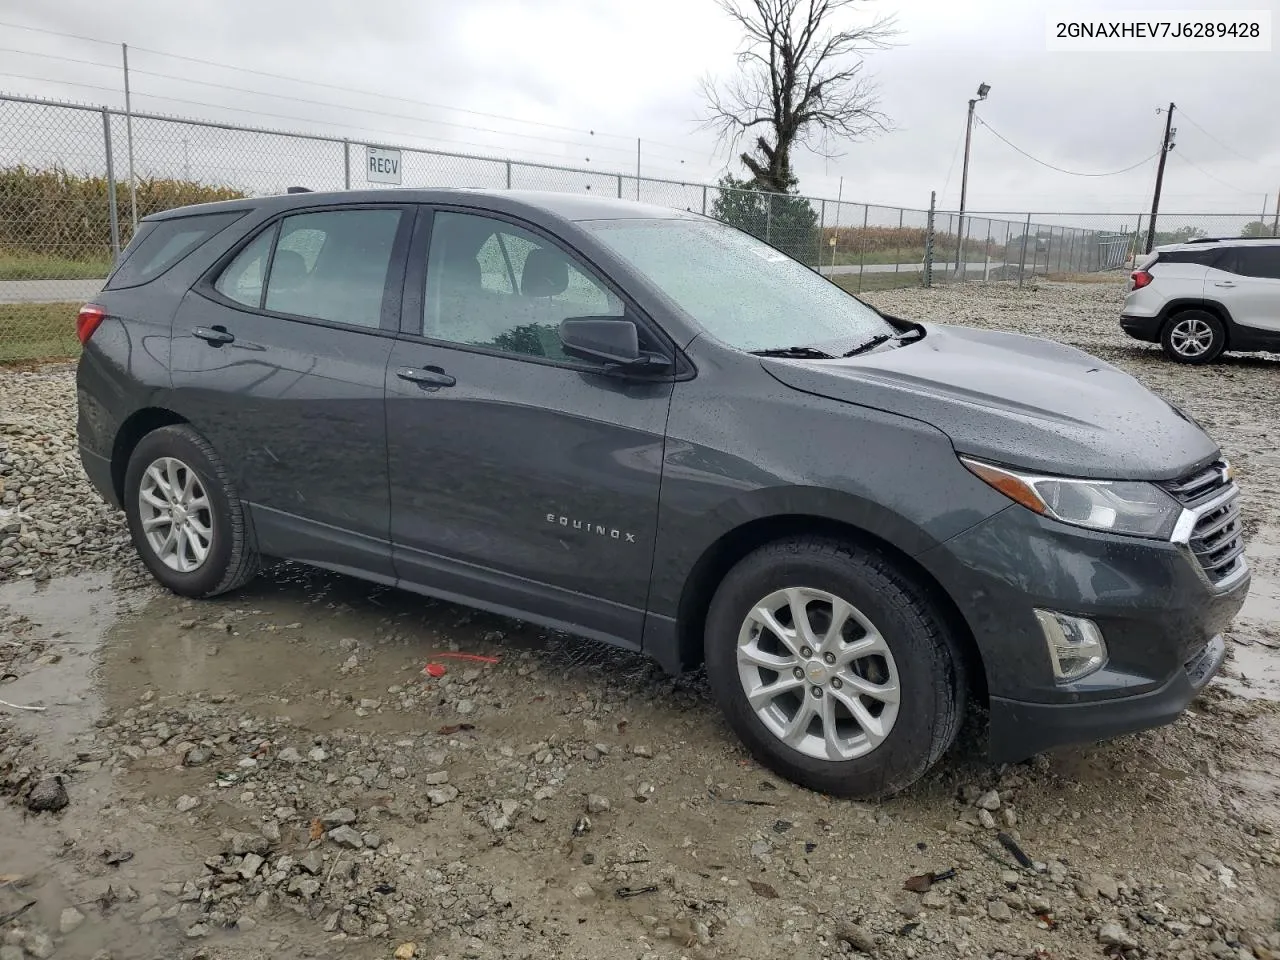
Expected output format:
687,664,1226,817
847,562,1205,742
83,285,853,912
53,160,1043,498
0,165,243,264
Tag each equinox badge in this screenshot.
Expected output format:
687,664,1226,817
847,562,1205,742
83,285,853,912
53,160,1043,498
546,514,637,543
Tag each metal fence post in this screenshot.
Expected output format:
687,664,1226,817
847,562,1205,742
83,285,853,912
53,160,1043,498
343,140,351,189
924,191,936,288
121,43,138,233
102,108,121,262
818,200,826,270
702,184,707,216
617,175,623,199
766,194,773,243
505,161,512,190
895,207,904,276
983,220,992,281
1017,213,1031,288
856,205,869,294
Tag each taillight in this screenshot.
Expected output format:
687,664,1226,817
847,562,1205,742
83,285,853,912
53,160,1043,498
76,304,106,344
1131,270,1153,290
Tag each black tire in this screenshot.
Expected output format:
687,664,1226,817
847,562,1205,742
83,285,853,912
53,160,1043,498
1160,309,1226,364
123,424,260,598
704,536,966,799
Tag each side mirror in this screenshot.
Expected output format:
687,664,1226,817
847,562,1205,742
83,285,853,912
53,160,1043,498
559,317,672,374
560,317,641,364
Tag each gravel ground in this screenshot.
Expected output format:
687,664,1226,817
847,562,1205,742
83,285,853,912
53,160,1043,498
2,279,1279,960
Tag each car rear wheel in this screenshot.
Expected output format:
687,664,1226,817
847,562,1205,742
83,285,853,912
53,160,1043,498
704,536,966,799
123,424,260,598
1161,309,1226,364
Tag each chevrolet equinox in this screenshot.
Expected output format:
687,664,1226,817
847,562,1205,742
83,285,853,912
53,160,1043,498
76,190,1250,797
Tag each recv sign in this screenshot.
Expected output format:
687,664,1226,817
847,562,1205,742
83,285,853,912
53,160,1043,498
366,146,402,185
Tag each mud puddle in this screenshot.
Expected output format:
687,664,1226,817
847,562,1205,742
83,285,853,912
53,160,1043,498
98,562,661,736
1219,525,1280,702
0,571,117,756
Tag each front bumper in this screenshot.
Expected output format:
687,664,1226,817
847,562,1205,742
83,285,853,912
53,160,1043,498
918,505,1249,762
988,633,1225,761
1120,313,1162,342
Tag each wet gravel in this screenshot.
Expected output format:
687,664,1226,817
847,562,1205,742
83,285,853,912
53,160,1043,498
2,279,1280,960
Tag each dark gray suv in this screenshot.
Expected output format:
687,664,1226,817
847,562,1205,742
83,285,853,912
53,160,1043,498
76,189,1249,798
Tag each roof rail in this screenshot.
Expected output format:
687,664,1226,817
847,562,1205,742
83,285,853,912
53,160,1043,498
1185,235,1278,244
286,186,313,194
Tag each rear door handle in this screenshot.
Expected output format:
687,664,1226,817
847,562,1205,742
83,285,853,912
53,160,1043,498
192,326,235,345
396,366,456,387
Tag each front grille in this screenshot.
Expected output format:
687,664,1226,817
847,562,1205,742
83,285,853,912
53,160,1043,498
1163,460,1228,505
1162,460,1246,584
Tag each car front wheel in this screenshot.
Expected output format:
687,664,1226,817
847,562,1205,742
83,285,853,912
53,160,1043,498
704,536,966,798
123,424,260,598
1161,309,1226,364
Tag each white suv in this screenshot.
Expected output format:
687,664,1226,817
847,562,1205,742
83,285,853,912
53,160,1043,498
1121,237,1280,363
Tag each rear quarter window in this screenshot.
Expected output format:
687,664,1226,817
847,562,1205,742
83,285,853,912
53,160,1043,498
107,211,246,289
1158,249,1220,266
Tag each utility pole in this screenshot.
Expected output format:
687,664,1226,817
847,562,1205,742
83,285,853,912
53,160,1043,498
1145,102,1176,253
122,43,139,233
956,82,990,277
1272,189,1279,236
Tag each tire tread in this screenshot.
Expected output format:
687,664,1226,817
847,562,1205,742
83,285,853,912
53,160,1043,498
704,535,966,798
125,424,260,598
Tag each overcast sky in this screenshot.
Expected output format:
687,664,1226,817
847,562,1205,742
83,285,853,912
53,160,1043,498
2,0,1278,216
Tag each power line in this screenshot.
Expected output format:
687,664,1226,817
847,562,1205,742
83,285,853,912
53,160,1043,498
0,19,697,158
0,19,117,48
1168,149,1262,196
1176,108,1277,171
938,118,967,208
0,71,704,178
0,46,647,157
975,117,1160,177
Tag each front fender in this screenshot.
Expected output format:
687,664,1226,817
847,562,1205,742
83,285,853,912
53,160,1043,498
647,379,1011,622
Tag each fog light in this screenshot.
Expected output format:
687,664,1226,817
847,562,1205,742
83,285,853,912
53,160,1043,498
1034,609,1108,682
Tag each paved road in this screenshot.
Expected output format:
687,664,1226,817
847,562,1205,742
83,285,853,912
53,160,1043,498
0,278,104,305
819,261,1006,276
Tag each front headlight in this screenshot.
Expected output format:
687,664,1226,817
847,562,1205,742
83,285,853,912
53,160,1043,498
961,457,1181,539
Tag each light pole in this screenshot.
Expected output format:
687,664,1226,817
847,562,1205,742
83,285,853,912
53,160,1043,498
956,82,990,278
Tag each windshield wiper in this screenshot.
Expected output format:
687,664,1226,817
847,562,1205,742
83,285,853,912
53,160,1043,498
842,328,924,357
750,345,836,359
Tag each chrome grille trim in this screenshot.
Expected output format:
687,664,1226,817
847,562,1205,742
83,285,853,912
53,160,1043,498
1165,462,1247,589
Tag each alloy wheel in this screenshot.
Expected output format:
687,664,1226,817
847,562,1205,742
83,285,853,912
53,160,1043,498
736,586,900,761
137,456,214,573
1169,316,1215,358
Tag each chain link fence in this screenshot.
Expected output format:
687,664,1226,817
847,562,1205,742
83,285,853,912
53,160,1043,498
1,91,1273,361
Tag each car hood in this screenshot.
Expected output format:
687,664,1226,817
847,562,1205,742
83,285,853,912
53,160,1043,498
761,324,1218,480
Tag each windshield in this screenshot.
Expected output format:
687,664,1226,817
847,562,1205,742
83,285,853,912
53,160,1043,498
580,217,894,353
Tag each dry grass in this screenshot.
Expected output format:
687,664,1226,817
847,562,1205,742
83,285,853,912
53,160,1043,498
1045,271,1129,284
0,302,80,364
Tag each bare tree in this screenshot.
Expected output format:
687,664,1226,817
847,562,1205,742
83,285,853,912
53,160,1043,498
702,0,897,194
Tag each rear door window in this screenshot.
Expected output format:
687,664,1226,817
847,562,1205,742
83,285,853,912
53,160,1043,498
1221,246,1280,280
213,227,276,308
263,210,402,328
108,211,245,289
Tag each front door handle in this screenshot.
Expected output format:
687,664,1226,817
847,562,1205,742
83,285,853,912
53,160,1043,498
1213,281,1236,288
396,366,456,387
193,326,235,345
